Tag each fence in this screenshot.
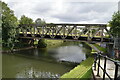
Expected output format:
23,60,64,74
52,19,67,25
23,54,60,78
94,52,120,80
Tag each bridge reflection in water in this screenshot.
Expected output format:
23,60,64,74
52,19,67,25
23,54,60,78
17,23,113,43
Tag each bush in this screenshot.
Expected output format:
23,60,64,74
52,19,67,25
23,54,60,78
37,39,47,48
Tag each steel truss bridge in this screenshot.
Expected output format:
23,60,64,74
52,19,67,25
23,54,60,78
17,23,113,43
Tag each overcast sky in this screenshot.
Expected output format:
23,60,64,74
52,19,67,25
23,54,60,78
3,0,120,23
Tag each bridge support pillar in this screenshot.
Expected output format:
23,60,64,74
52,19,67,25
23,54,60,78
114,38,120,59
106,43,114,58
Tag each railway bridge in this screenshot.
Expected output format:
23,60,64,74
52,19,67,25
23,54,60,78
17,23,113,43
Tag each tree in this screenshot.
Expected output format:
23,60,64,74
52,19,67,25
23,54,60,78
109,11,120,58
1,1,18,49
109,11,120,37
19,15,33,33
35,18,47,48
35,18,46,26
19,15,33,25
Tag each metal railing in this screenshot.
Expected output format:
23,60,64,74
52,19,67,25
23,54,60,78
94,52,120,80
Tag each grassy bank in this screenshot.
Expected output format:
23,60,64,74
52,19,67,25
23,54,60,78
45,39,63,48
2,39,64,52
85,42,107,54
61,57,94,80
2,41,33,52
84,42,97,54
92,44,107,53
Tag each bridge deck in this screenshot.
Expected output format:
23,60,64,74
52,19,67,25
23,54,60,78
19,33,113,43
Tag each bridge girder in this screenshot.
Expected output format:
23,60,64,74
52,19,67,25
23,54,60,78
17,23,113,43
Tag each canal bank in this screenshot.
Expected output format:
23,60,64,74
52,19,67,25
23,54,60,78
60,42,109,79
60,57,94,79
1,39,64,53
2,46,34,53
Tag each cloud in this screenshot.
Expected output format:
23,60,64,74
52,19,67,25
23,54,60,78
2,0,119,23
51,2,117,23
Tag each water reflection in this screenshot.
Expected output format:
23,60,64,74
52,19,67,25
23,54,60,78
3,42,88,78
53,46,86,63
33,49,39,56
2,52,73,78
16,67,60,78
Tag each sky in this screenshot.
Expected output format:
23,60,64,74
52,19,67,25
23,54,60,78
2,0,120,23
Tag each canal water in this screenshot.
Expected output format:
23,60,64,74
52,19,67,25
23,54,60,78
2,42,91,78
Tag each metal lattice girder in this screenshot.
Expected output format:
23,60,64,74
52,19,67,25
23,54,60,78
59,25,68,39
67,25,76,35
79,27,87,36
17,23,113,43
71,25,80,39
20,25,27,37
31,25,36,37
49,25,57,38
56,26,63,35
91,28,100,38
105,27,113,38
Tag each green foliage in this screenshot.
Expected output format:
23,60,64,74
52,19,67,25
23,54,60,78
14,39,33,48
18,15,34,45
0,2,2,39
45,39,63,48
61,57,94,79
1,1,18,49
93,44,107,53
109,11,120,37
91,29,96,34
19,15,33,25
35,18,46,26
80,68,92,80
37,39,47,48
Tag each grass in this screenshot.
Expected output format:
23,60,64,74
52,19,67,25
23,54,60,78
85,42,107,54
60,57,94,79
30,39,63,48
45,39,63,48
34,40,38,45
92,44,107,53
84,42,97,54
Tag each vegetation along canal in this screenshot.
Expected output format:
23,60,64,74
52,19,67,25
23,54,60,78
2,41,91,78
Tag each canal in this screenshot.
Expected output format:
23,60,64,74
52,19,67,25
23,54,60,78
2,41,91,78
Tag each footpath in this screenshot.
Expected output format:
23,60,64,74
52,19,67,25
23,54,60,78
88,43,120,80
